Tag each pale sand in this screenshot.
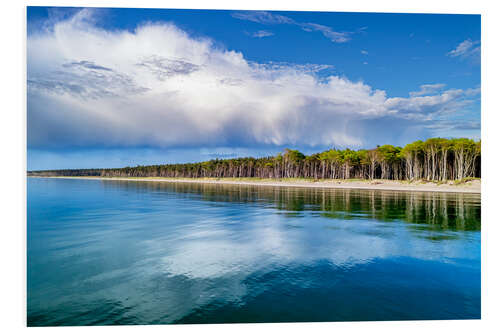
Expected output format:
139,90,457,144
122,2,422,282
29,176,481,194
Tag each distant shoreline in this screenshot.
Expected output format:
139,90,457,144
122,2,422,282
28,176,481,194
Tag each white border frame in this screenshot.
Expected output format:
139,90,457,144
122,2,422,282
3,1,499,332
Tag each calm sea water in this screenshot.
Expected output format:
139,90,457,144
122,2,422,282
27,178,481,326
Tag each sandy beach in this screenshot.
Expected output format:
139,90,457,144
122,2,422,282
29,176,481,194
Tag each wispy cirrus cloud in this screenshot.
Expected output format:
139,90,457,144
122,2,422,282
231,11,355,43
27,9,480,152
447,39,480,63
299,22,352,43
231,11,294,25
409,83,446,97
246,30,274,38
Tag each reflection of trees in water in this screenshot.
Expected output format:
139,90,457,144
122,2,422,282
101,181,480,231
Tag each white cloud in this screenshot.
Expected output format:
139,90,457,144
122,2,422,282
299,22,351,43
409,83,446,97
249,30,274,38
27,10,480,151
231,11,294,25
361,50,368,55
232,11,353,43
385,88,478,117
447,39,480,62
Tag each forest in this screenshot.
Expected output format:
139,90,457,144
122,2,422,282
28,138,481,181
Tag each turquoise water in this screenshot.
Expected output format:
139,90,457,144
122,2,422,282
27,178,481,325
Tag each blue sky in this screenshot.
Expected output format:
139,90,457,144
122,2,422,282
27,7,480,170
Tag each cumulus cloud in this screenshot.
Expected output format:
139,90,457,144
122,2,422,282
27,9,480,151
447,39,480,62
29,58,149,99
385,88,479,118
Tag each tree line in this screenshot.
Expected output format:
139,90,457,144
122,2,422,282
28,138,480,181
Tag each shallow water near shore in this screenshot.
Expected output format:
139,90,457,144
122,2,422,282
27,177,481,325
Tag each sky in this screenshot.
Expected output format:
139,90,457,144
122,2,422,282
27,7,481,170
